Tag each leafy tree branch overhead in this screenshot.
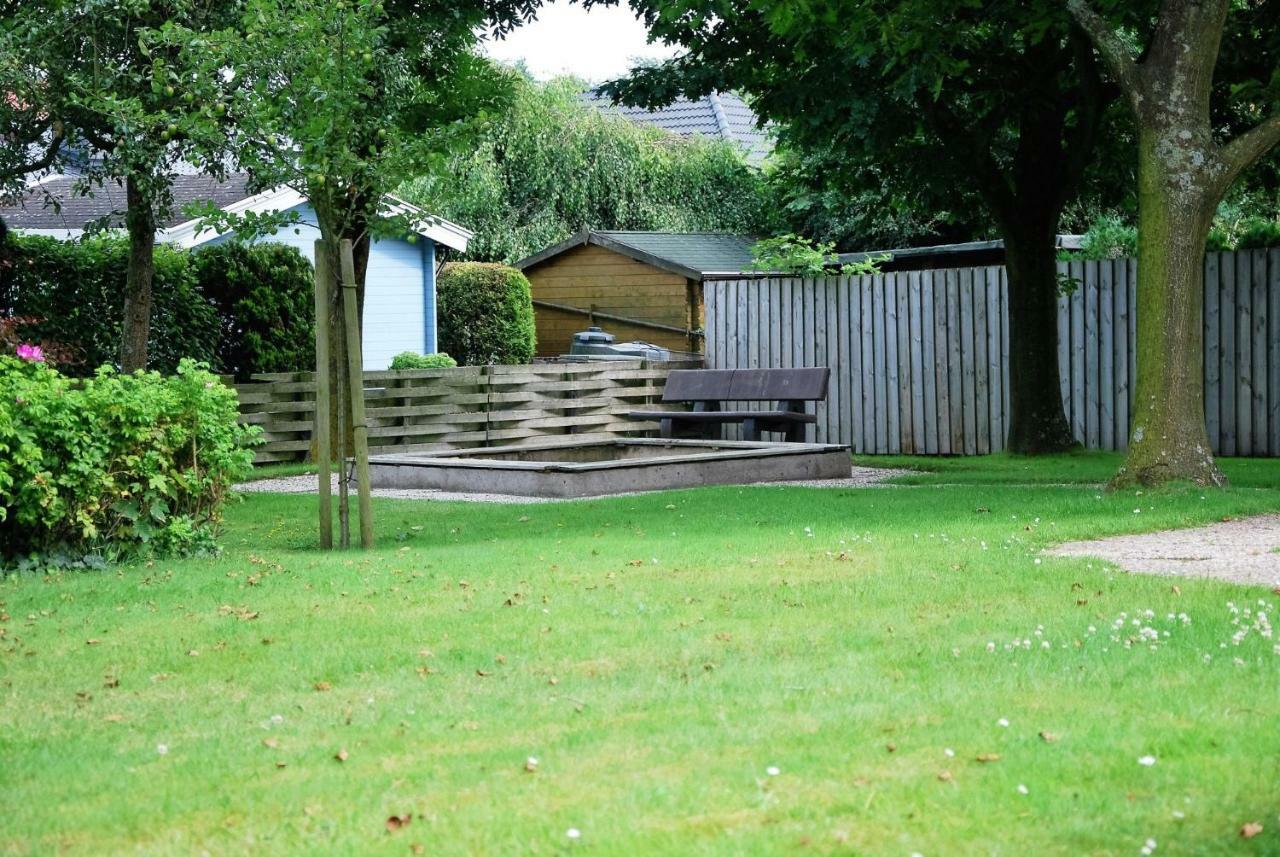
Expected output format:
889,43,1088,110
590,0,1135,455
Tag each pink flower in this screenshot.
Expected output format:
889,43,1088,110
15,343,44,362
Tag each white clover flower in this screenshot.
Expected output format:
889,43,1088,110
1138,755,1156,767
997,718,1010,728
1016,783,1029,795
566,828,581,840
766,766,780,776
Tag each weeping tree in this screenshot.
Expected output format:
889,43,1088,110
1068,0,1280,486
0,0,239,371
596,0,1129,453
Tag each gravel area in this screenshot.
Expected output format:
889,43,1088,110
238,465,909,504
1049,514,1280,588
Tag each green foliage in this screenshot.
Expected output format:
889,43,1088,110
388,352,457,370
0,232,218,373
750,234,888,276
0,233,317,378
189,242,315,381
1076,215,1138,260
401,74,776,264
0,358,258,567
436,263,535,365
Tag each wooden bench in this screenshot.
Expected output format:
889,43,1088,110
629,367,830,442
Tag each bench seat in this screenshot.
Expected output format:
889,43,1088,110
628,409,816,424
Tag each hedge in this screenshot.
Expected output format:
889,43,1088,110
436,263,536,365
0,233,314,379
0,356,259,567
190,242,315,380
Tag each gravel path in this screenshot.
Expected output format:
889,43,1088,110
1049,514,1280,588
238,466,909,504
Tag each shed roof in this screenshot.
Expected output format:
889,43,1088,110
515,230,758,280
581,90,773,166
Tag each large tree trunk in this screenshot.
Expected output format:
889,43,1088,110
119,175,156,372
1113,128,1226,486
1003,221,1076,454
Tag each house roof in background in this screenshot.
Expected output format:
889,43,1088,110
1,172,473,253
582,89,773,166
0,173,253,231
515,230,758,280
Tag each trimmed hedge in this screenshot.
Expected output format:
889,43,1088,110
191,242,314,381
436,263,536,365
0,233,218,373
388,351,457,370
0,233,314,379
0,357,258,566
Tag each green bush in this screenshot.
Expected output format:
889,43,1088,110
388,351,457,370
1076,215,1138,260
0,357,258,567
190,242,314,381
436,263,536,365
0,233,218,373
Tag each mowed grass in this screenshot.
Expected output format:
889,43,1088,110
3,456,1280,855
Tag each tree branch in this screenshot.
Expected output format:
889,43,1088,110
1219,114,1280,191
1065,0,1144,112
919,101,1018,225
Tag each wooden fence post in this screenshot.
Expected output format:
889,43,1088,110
340,240,374,549
314,241,333,549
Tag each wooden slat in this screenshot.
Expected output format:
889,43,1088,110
861,276,877,452
1114,258,1130,450
909,272,926,454
988,268,1005,451
959,268,977,455
1099,259,1115,450
1237,251,1253,454
1271,249,1280,457
922,270,939,455
1251,249,1268,455
1070,260,1086,443
1221,252,1237,455
885,275,902,453
896,272,914,454
946,269,963,454
974,268,990,455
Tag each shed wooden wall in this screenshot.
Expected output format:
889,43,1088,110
524,243,697,356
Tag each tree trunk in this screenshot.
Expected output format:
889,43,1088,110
1112,128,1226,487
316,226,372,459
119,176,156,372
1003,224,1076,454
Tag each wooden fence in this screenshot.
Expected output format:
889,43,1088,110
237,360,699,463
704,247,1280,456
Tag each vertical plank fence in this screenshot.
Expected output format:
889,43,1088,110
706,248,1280,456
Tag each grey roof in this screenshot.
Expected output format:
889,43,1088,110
515,230,758,280
836,236,1086,272
582,90,773,166
0,173,254,231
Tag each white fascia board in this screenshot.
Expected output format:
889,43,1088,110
160,185,308,248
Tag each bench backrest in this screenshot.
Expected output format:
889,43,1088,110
661,368,830,403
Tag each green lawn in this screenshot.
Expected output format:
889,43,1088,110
3,456,1280,855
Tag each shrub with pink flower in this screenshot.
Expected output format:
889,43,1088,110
14,343,43,362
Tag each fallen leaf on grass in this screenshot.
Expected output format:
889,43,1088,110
475,669,491,677
274,760,287,769
885,743,897,753
334,748,348,763
386,814,412,832
627,560,644,567
313,681,332,692
1038,731,1058,743
103,713,125,723
86,639,100,646
975,753,1001,763
1241,822,1263,839
937,770,953,782
103,675,119,688
262,738,279,749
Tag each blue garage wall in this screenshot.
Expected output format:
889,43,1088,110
204,202,436,370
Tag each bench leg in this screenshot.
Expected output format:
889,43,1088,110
785,422,804,443
660,417,674,439
742,418,760,442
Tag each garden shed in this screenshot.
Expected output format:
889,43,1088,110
514,230,756,357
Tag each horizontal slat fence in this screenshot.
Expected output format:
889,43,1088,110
705,248,1280,456
237,360,700,463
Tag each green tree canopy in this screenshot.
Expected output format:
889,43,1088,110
401,72,777,264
